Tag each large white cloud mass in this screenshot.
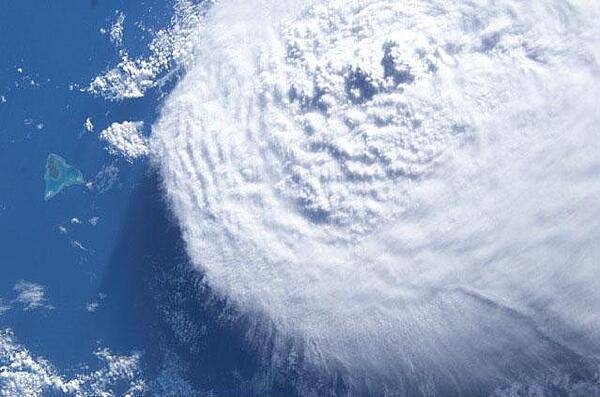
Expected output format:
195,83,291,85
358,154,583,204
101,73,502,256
152,0,600,394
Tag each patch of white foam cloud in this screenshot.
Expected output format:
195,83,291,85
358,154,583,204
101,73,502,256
0,329,79,397
87,292,108,313
83,348,145,395
0,300,9,315
148,351,197,396
152,0,600,393
88,54,156,100
87,163,119,193
12,281,52,311
99,121,148,162
0,329,144,396
89,0,205,100
109,11,125,47
23,118,44,131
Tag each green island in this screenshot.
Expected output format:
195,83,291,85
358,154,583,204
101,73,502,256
44,153,85,201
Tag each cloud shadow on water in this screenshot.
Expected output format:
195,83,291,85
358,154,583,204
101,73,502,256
96,169,304,396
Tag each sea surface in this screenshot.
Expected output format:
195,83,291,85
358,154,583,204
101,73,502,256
0,1,264,395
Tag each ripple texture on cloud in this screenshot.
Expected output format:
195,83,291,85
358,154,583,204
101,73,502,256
152,1,600,394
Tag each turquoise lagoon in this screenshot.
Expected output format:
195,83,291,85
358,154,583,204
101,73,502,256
44,153,85,201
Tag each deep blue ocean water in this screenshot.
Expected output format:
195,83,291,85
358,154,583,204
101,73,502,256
0,2,278,395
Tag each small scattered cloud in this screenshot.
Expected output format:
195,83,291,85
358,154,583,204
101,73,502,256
84,117,94,133
109,11,125,47
12,280,52,311
55,220,94,254
23,118,44,130
71,240,89,252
